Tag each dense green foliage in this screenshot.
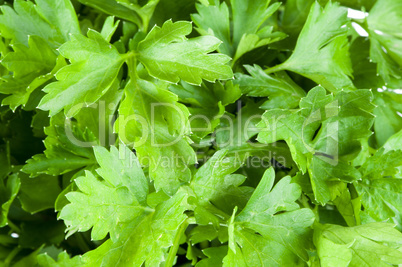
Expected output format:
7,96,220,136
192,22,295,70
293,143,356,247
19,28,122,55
0,0,402,266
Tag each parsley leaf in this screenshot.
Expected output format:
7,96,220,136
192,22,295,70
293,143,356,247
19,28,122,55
192,0,285,64
37,251,82,266
235,64,305,109
0,0,80,110
22,113,97,177
82,190,188,266
137,20,233,85
355,147,402,223
0,174,20,227
367,0,402,84
0,0,80,47
314,222,402,267
76,0,159,31
170,80,241,139
116,77,196,195
1,0,402,265
266,2,354,92
0,36,59,110
38,30,125,116
60,146,148,241
191,150,253,215
373,90,402,146
224,168,315,266
258,86,374,204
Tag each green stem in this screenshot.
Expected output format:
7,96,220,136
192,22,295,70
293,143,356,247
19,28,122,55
0,235,18,245
4,247,21,267
165,220,189,267
7,220,21,234
122,50,138,62
126,54,138,79
264,63,286,74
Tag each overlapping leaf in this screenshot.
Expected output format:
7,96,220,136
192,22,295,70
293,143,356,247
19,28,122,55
77,0,159,31
192,0,285,63
314,223,402,267
355,145,402,222
224,168,315,266
37,251,82,267
81,191,187,266
190,150,253,215
60,146,149,241
373,90,402,146
0,174,20,227
170,80,241,139
0,0,81,109
0,0,401,265
197,246,227,267
0,0,80,47
215,100,264,148
18,173,61,214
234,64,305,109
137,20,233,85
0,36,59,110
266,2,354,92
367,0,402,84
0,0,80,110
57,146,189,267
22,113,97,177
116,77,196,195
258,86,375,204
280,0,315,48
38,30,125,116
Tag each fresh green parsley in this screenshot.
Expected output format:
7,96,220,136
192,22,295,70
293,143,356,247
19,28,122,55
0,0,402,266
